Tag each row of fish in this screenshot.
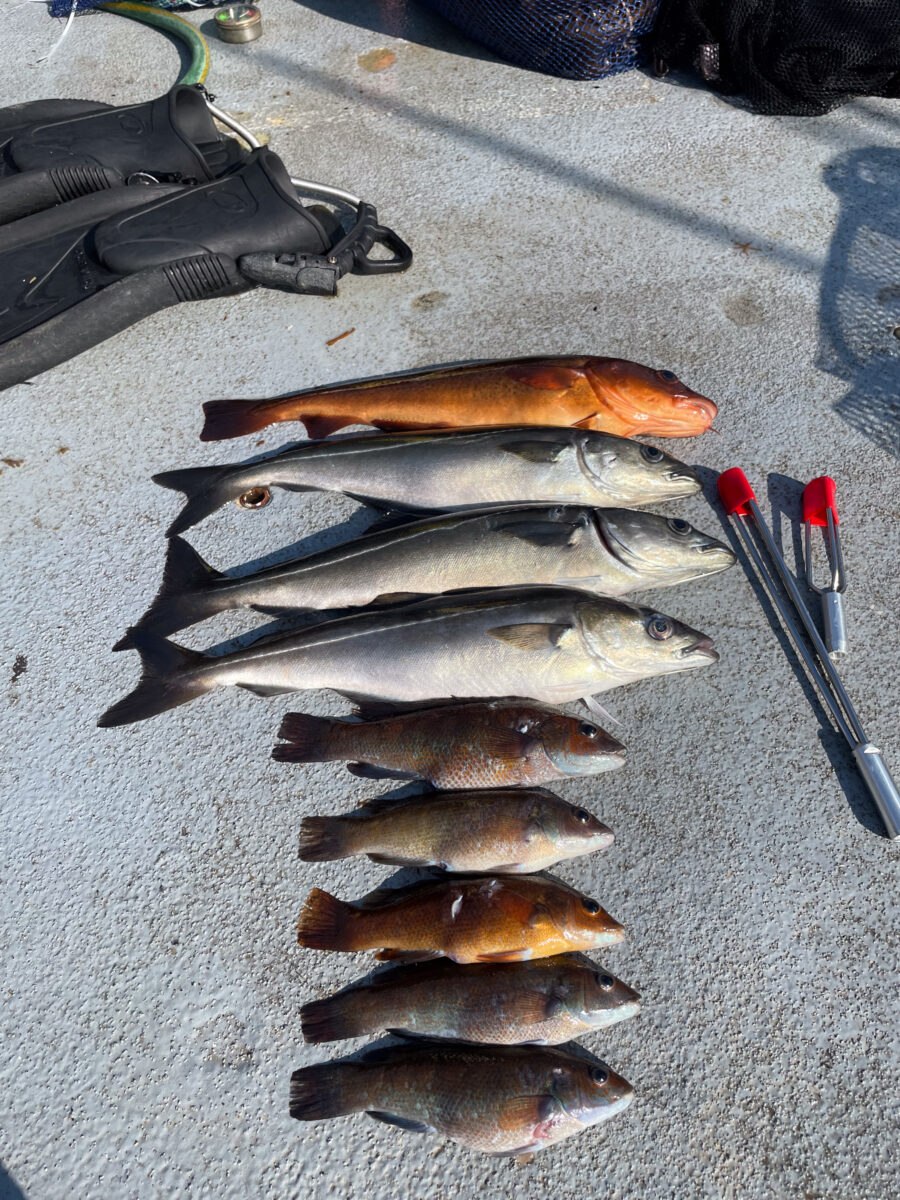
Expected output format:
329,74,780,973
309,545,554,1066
102,357,726,1158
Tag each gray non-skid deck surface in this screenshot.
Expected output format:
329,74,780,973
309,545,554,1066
2,4,898,1199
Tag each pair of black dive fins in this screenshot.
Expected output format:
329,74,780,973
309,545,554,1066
0,85,411,390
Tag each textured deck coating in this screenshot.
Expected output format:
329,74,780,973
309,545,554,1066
2,4,899,1199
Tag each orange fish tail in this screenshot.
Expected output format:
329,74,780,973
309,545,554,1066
199,398,276,442
297,888,359,950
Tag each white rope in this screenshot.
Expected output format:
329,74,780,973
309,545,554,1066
37,0,79,64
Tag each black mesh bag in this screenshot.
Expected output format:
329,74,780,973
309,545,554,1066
420,1,662,81
650,0,900,115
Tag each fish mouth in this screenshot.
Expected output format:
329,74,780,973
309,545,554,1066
676,394,718,426
665,466,701,485
682,636,719,661
697,539,734,558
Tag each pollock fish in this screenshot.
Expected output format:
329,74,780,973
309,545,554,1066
297,788,615,873
152,426,701,537
200,356,716,442
98,587,718,727
274,700,625,788
120,506,734,643
295,874,625,963
300,954,640,1046
290,1040,633,1156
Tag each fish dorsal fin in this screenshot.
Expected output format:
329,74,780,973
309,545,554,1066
494,514,585,547
366,1111,435,1134
506,364,585,391
487,622,572,652
500,439,569,464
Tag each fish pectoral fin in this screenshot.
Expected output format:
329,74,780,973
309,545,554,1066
572,412,602,429
497,1094,556,1132
526,902,552,929
370,591,429,605
236,682,296,697
582,695,621,727
366,1111,435,1134
475,949,530,962
495,518,582,548
507,364,585,391
499,439,568,464
367,852,440,869
486,623,571,652
347,762,420,781
375,949,444,963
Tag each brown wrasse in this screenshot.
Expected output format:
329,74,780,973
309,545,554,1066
296,874,625,963
201,356,716,442
275,700,626,788
290,1039,634,1156
301,953,640,1045
297,788,614,874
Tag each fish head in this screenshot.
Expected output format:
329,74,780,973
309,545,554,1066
585,357,717,436
551,1057,635,1129
535,711,626,777
528,796,615,861
577,598,719,684
576,432,701,503
578,966,642,1028
548,888,625,950
593,508,736,585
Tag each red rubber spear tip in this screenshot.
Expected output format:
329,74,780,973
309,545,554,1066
717,467,756,516
802,476,838,527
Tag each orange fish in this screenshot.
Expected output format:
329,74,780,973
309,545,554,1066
296,875,625,963
199,356,717,442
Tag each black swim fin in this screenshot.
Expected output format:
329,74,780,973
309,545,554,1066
0,145,412,391
0,84,245,223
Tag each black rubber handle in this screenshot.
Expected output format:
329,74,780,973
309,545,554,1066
0,253,248,391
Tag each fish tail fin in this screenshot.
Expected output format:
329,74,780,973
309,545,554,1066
298,816,356,863
272,712,337,764
289,1062,358,1120
297,888,358,951
97,632,209,728
152,464,245,537
114,537,227,649
300,993,369,1044
200,398,273,442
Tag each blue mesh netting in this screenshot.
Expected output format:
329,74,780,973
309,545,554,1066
420,0,662,80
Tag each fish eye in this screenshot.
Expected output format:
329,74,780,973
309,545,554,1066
657,369,678,382
515,718,533,733
590,1066,609,1085
648,615,674,640
579,722,598,738
571,807,592,823
595,972,616,990
667,517,692,536
639,444,665,463
582,898,601,915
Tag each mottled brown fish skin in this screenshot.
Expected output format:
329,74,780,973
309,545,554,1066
298,787,615,874
289,1040,634,1156
296,875,626,963
300,954,641,1045
274,700,626,788
201,356,716,442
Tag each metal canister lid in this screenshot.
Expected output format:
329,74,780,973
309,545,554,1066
214,4,263,44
